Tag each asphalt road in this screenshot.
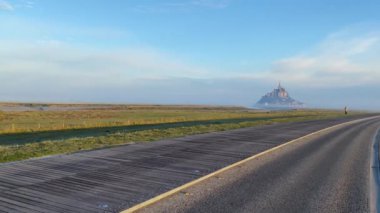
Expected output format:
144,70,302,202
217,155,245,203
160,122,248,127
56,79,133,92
141,117,380,213
0,116,376,212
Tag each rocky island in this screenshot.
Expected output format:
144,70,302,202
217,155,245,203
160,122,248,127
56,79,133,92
256,83,305,109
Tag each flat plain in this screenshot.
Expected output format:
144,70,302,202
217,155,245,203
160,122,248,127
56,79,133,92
0,103,363,163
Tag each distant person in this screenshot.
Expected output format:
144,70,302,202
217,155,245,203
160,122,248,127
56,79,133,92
344,106,348,115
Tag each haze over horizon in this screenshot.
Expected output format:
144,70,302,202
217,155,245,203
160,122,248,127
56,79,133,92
1,0,380,110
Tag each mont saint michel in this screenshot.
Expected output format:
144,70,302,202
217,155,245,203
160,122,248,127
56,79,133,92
256,83,305,109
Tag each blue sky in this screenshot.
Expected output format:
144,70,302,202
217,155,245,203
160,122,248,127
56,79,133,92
1,0,380,110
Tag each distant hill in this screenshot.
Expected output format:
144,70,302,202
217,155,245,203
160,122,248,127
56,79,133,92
255,83,305,109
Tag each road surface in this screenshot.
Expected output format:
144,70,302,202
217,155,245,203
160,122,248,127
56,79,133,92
0,116,375,212
140,116,380,213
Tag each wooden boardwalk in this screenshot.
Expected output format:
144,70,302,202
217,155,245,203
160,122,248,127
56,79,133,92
0,117,363,212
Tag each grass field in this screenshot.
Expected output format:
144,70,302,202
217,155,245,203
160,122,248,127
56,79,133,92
0,103,363,163
0,104,265,134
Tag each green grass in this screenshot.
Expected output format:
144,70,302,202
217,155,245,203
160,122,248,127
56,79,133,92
0,110,359,163
0,105,268,134
0,104,354,134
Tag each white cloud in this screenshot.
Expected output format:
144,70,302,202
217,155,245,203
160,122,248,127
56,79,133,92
24,1,34,8
259,27,380,87
0,40,211,89
0,0,13,10
10,0,34,9
0,16,212,88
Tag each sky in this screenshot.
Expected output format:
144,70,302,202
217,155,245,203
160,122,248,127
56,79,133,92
1,0,380,110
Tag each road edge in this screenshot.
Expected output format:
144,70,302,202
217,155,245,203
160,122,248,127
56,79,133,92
370,128,380,213
120,116,378,213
